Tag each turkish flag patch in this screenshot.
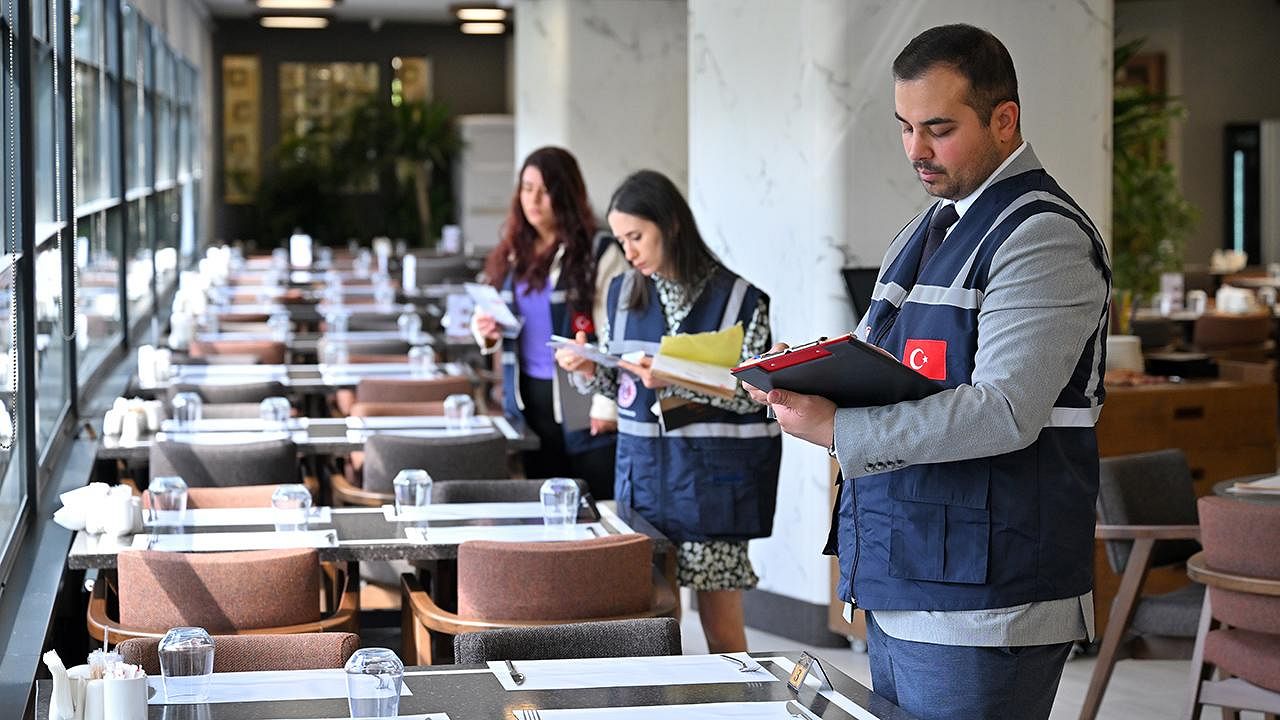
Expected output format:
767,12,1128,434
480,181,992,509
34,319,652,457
570,311,594,335
903,339,947,381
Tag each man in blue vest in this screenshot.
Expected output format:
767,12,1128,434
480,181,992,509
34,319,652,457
746,24,1111,720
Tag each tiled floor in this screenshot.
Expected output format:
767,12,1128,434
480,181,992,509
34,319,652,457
678,595,1264,719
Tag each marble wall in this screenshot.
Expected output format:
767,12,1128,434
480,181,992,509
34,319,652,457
688,0,1113,607
515,0,688,210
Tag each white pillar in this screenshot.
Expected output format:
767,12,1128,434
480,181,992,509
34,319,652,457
689,0,1112,638
515,0,688,209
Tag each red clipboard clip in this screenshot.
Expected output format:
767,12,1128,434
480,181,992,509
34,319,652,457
735,334,853,372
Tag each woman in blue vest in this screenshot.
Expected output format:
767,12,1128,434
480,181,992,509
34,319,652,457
557,169,782,652
472,147,628,499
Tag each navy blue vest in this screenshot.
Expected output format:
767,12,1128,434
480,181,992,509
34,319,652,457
500,234,619,456
606,267,782,543
832,160,1111,611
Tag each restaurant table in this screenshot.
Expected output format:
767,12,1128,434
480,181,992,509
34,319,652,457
33,650,917,720
132,361,473,395
192,330,422,355
66,500,662,570
97,414,538,463
1212,476,1280,504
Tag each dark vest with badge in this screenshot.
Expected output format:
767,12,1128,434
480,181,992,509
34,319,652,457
830,162,1111,611
500,233,619,456
605,267,782,543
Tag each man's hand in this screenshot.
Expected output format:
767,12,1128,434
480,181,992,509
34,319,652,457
555,331,597,378
617,355,670,389
743,342,788,405
767,388,836,449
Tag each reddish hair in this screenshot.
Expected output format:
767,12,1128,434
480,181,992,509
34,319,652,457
483,147,599,310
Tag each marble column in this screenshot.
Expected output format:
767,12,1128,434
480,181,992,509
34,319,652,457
514,0,688,209
689,0,1112,641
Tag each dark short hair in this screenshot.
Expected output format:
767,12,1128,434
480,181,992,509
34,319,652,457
893,24,1019,126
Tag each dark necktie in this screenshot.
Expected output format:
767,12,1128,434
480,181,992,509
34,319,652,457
918,203,960,277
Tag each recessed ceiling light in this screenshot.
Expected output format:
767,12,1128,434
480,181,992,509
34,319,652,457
259,15,330,29
459,21,505,35
456,8,506,22
255,0,337,9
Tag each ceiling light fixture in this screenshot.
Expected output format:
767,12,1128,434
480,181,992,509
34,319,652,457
259,15,330,29
459,21,505,35
456,7,506,22
255,0,337,9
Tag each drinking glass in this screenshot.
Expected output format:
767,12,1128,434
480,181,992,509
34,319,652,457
158,627,214,704
540,477,579,526
271,247,289,271
344,647,403,719
407,346,436,378
198,310,218,334
318,246,334,268
148,476,189,526
354,250,373,278
258,396,292,426
396,312,422,342
374,284,396,310
325,309,350,335
392,469,433,516
271,484,312,532
267,313,291,341
321,339,350,367
170,392,203,428
443,394,475,432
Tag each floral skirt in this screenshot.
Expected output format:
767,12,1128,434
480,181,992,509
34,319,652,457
675,540,759,591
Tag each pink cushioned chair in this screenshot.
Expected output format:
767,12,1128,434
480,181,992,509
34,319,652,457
116,632,360,675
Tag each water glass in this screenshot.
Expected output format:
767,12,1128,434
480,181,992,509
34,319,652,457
267,313,291,341
258,396,292,425
171,392,203,428
374,284,396,310
271,247,289,271
325,309,350,335
443,394,475,431
396,312,422,342
540,478,580,526
271,483,312,532
344,647,403,719
198,310,218,334
318,246,334,268
159,627,214,703
354,249,373,278
407,346,436,378
149,476,189,526
392,469,433,516
321,339,350,367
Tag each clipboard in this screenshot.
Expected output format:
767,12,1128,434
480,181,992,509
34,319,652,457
730,333,943,408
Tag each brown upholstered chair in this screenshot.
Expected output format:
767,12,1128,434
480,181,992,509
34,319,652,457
87,549,358,643
189,339,287,365
401,534,676,664
338,401,447,482
166,381,288,405
117,633,360,675
1080,449,1203,720
181,484,296,508
332,432,508,507
453,618,681,664
1191,313,1274,363
355,376,472,405
1184,497,1280,719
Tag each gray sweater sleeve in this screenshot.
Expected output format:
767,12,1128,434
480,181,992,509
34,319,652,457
833,213,1108,478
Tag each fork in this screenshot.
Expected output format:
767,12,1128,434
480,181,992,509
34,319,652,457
719,653,762,672
505,658,525,686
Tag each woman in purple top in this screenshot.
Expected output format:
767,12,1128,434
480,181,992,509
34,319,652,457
472,148,627,498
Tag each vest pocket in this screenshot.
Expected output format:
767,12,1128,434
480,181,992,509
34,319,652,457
888,459,991,584
688,439,772,539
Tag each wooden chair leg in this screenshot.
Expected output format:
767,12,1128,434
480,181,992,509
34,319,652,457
1183,591,1216,720
1079,538,1155,720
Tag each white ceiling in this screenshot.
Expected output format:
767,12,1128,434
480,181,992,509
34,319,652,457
197,0,481,23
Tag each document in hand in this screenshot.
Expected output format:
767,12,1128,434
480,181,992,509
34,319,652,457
649,324,744,399
465,283,523,336
731,333,943,408
547,335,620,368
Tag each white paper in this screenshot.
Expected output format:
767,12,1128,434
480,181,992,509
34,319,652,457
547,335,620,368
465,283,522,331
144,507,331,528
514,702,797,720
404,523,612,545
597,503,637,536
322,330,405,342
175,363,287,377
145,668,411,705
488,654,780,692
153,431,302,445
382,502,544,522
320,362,416,375
347,416,490,431
130,529,338,552
159,418,306,433
347,428,490,443
1228,474,1280,493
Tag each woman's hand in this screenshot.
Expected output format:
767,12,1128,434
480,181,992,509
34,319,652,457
472,309,501,343
589,418,617,436
618,355,670,389
555,330,597,378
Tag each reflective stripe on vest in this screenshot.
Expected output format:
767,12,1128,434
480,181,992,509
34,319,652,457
617,417,782,439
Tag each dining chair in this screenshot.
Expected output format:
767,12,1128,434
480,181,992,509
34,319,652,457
1080,449,1204,720
166,380,288,405
1184,496,1280,719
181,484,297,508
332,431,508,507
87,548,359,643
431,478,588,504
199,402,270,419
453,618,682,664
401,534,677,664
149,437,304,489
1191,313,1274,363
189,339,287,364
117,632,361,674
355,376,472,405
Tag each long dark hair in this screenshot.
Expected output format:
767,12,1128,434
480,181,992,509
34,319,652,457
608,170,719,311
483,147,598,309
